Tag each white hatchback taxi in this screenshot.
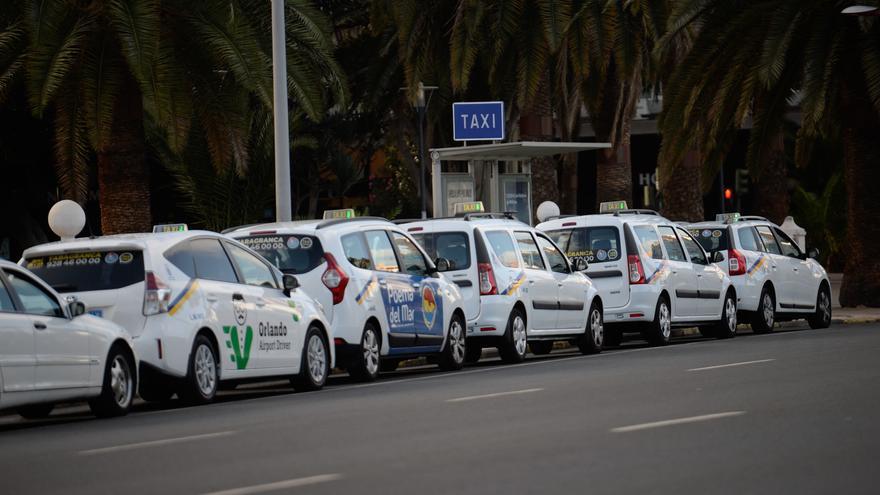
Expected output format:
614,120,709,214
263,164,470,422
0,260,136,419
686,214,832,332
22,226,333,404
538,202,737,345
226,211,468,381
402,203,604,363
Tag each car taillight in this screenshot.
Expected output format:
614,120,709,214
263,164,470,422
728,249,746,276
143,271,171,316
478,262,498,295
628,255,646,284
322,253,349,305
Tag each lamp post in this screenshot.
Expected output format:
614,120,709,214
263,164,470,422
414,82,438,219
271,0,292,222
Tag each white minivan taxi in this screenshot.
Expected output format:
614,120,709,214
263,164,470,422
22,227,333,404
538,203,737,345
401,206,604,363
226,211,468,381
686,214,832,332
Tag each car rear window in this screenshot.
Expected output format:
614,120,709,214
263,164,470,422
237,234,324,274
24,250,145,293
547,226,622,263
412,232,471,271
687,227,729,253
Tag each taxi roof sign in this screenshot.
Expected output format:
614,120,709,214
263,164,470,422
322,209,356,220
453,201,485,215
152,223,188,233
715,212,741,223
599,200,628,213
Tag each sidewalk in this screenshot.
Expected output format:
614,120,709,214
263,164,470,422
670,306,880,337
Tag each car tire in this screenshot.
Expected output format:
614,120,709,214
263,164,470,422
498,307,528,363
178,335,219,405
529,340,553,355
348,322,381,382
645,296,672,346
464,342,483,363
714,291,738,339
751,286,776,334
438,313,466,371
89,345,136,417
808,285,832,329
17,404,54,419
577,301,604,355
291,326,329,392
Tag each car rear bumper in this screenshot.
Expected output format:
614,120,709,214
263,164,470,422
604,286,659,324
466,296,513,338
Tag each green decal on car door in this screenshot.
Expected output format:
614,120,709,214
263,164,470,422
223,325,253,369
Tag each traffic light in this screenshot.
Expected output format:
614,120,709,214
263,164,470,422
724,188,733,200
735,169,749,195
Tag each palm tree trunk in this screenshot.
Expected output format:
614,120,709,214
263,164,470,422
751,130,788,224
520,77,558,219
96,82,151,234
592,73,633,207
660,148,703,221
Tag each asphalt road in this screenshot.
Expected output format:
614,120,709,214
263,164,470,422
2,323,879,495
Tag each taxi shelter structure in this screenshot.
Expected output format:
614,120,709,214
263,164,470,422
429,141,611,224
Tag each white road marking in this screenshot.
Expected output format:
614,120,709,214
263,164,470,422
446,388,544,403
78,431,236,456
611,411,746,433
201,474,342,495
687,359,775,371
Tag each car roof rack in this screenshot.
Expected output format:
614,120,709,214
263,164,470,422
612,209,660,216
544,215,578,221
738,215,769,223
461,212,521,222
315,216,389,230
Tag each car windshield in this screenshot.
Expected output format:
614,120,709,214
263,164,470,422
24,250,145,293
237,234,324,274
412,232,471,271
687,227,728,253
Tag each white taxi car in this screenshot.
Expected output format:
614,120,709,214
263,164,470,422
226,211,467,381
22,226,333,404
0,260,136,419
538,202,737,345
401,204,603,363
686,214,832,332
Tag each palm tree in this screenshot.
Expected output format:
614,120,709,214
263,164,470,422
659,0,880,306
0,0,345,234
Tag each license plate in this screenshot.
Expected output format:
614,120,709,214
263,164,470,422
88,309,103,317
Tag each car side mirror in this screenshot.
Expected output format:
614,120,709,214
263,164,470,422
68,301,86,318
572,258,588,272
434,257,450,273
282,274,299,296
712,251,725,263
808,248,820,260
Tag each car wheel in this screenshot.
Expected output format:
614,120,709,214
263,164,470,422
291,326,329,392
464,342,483,363
178,335,219,405
714,291,738,339
645,296,672,346
349,322,381,382
808,286,832,329
529,340,553,355
89,346,135,417
498,307,528,363
751,287,775,334
17,404,54,419
439,313,466,371
577,301,604,355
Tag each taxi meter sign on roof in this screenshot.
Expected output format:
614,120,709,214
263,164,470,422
152,223,188,233
452,201,485,215
599,201,628,213
715,212,741,223
322,209,356,220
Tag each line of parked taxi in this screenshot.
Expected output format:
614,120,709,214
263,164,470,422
0,201,831,420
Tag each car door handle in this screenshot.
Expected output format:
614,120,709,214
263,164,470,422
232,293,244,301
34,322,47,330
255,298,266,307
793,268,799,272
206,294,219,303
528,280,535,285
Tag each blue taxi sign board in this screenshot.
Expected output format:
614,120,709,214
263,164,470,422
452,101,505,141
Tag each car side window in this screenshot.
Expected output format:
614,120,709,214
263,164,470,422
166,242,197,278
755,226,782,255
226,243,279,288
737,227,762,252
365,231,400,273
656,226,687,262
678,229,709,265
190,238,238,283
514,232,546,270
484,231,520,268
536,235,569,273
634,226,665,260
0,277,17,312
773,228,802,258
390,232,428,276
4,270,63,317
341,233,373,270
